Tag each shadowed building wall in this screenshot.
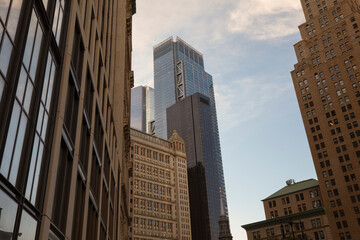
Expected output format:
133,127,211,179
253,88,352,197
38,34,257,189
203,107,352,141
167,93,220,240
0,0,135,239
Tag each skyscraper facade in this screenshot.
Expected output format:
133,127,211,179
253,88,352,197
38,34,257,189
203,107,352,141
167,93,222,240
130,85,155,134
154,37,229,240
291,0,360,238
0,0,135,239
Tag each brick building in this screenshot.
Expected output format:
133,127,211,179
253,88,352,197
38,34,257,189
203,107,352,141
291,0,360,238
242,179,332,240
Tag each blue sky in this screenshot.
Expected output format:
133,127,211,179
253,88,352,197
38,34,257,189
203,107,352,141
132,0,317,239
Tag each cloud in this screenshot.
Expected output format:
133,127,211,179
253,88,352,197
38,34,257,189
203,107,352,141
132,0,236,87
215,77,292,132
228,0,304,40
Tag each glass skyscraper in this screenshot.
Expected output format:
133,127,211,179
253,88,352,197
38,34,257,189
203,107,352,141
154,36,229,240
130,85,155,134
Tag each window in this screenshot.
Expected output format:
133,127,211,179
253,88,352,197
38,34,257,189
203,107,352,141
64,71,80,143
52,138,74,232
0,188,19,235
18,210,38,240
1,8,46,187
52,0,65,45
0,0,24,76
26,51,57,206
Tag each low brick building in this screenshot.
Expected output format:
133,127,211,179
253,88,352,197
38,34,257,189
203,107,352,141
242,179,333,240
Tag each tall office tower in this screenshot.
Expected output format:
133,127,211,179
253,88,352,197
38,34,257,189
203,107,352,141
0,0,135,239
130,85,155,134
129,128,192,240
154,37,229,240
167,93,229,240
291,0,360,238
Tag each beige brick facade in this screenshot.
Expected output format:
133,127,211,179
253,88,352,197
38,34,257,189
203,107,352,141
291,0,360,238
130,129,192,240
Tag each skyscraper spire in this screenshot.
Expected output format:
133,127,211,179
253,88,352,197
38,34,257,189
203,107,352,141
218,188,232,240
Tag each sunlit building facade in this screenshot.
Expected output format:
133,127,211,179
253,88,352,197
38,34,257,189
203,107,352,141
130,128,192,240
291,0,360,238
0,0,135,239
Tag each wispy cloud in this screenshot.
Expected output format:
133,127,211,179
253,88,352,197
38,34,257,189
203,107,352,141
132,0,235,86
215,77,292,132
228,0,304,40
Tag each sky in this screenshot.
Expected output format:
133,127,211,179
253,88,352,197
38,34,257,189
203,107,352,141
132,0,318,239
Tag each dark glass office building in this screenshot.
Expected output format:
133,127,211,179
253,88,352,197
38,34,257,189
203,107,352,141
154,37,230,240
0,0,135,239
130,85,154,134
167,93,220,240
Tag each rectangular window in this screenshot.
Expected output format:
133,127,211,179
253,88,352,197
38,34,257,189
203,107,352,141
64,71,80,143
72,172,86,239
52,138,74,232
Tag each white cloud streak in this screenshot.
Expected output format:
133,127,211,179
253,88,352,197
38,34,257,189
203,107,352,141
228,0,304,40
215,77,292,132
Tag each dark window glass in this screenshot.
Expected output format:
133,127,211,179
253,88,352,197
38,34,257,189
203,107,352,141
64,71,80,143
72,173,86,240
79,116,90,172
101,181,109,227
51,138,73,233
91,147,101,204
104,149,110,185
94,108,104,157
71,22,85,81
84,69,94,120
86,198,99,240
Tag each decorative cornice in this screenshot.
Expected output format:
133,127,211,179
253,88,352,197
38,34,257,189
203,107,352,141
242,208,326,231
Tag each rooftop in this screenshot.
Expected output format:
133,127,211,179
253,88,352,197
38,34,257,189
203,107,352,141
262,179,318,201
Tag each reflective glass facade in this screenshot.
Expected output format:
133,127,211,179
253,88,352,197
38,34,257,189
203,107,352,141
130,85,154,133
154,37,230,240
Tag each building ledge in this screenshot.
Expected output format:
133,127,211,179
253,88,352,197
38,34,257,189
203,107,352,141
241,208,326,231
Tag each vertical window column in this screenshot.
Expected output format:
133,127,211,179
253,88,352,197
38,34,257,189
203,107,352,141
0,9,44,186
0,0,24,77
26,51,57,206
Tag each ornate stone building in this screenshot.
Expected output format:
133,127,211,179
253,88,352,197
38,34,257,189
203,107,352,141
0,0,135,239
129,129,192,240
